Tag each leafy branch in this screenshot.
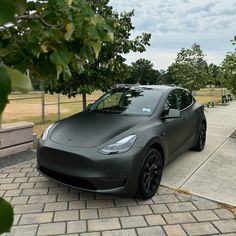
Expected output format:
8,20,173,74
17,14,65,28
0,0,115,127
0,197,14,234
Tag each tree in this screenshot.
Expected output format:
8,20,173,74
158,69,175,85
207,63,220,87
232,35,236,45
0,0,115,124
168,43,209,92
221,51,236,95
219,36,236,95
42,0,151,109
125,58,160,85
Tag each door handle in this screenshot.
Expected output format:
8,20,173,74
161,131,166,136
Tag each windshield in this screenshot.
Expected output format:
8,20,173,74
90,87,163,115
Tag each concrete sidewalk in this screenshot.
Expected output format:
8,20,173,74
162,101,236,206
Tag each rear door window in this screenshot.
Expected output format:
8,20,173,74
178,89,193,110
164,90,181,111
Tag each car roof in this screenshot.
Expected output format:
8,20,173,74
113,84,186,93
137,85,177,90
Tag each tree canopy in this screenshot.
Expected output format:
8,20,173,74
0,0,115,123
168,43,208,92
219,35,236,95
158,69,175,85
125,58,160,85
42,0,151,97
221,50,236,94
207,63,220,87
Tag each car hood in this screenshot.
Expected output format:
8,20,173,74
50,111,147,148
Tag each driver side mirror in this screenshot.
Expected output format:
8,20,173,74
161,109,181,120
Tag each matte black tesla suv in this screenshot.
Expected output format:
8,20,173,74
37,85,206,199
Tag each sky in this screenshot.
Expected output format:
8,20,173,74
108,0,236,70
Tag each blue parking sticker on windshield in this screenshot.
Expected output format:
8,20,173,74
142,108,151,113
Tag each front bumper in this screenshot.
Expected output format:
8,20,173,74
37,139,144,196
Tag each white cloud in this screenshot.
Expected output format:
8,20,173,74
109,0,236,70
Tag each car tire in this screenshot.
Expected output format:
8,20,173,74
137,148,163,199
192,123,206,151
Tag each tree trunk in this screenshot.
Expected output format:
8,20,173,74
82,93,87,111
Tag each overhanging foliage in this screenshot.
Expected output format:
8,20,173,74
0,0,115,123
41,0,151,97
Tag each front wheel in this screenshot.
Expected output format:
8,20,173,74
137,148,163,199
192,123,206,151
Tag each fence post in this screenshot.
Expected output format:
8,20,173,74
41,91,45,123
57,93,60,121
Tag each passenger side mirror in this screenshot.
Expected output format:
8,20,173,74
161,109,181,120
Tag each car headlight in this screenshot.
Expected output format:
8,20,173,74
99,134,137,155
41,124,54,141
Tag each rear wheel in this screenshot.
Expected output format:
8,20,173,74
193,123,206,151
137,148,163,199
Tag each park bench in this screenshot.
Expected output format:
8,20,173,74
221,95,228,104
206,101,215,108
227,94,233,101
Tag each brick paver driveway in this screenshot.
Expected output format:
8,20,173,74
1,152,236,236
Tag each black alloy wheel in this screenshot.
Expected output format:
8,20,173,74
138,148,163,199
193,123,206,151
